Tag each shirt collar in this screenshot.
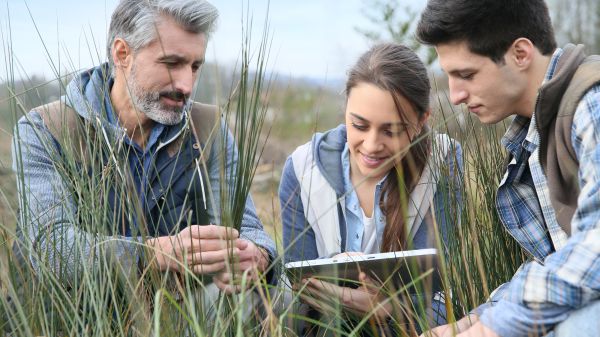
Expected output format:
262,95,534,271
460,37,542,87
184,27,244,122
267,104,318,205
103,76,167,152
104,77,117,125
501,116,530,156
524,114,540,151
544,48,564,83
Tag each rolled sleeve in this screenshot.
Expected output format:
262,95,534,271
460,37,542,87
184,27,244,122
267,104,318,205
480,298,570,337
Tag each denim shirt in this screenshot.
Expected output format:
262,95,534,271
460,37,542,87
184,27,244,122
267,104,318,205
103,79,164,196
341,145,387,253
102,77,166,224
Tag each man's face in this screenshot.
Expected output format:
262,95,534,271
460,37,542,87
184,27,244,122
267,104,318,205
436,41,526,124
126,17,207,125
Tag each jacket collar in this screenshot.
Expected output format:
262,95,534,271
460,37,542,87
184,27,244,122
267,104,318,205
536,44,586,133
64,63,191,147
313,124,347,195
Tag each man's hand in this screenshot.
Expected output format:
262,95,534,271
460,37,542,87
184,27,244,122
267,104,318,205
212,239,270,294
145,224,240,274
456,322,499,337
420,314,479,337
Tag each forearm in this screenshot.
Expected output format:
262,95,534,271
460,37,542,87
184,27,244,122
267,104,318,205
478,249,597,337
479,299,570,337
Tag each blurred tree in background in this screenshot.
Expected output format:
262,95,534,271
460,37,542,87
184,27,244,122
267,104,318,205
358,0,600,61
355,0,437,66
550,0,600,53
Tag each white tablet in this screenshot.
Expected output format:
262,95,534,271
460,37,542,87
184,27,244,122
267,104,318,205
284,248,440,291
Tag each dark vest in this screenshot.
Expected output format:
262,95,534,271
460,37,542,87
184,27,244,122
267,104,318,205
34,101,219,237
536,44,600,235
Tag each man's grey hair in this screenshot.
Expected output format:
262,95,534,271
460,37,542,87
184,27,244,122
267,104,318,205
107,0,219,70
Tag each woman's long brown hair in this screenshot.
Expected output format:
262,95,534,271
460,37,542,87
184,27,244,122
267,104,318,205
345,43,431,252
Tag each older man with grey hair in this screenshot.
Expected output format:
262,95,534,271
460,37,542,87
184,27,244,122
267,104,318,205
12,0,276,310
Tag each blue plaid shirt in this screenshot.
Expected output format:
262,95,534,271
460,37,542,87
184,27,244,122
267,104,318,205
478,48,600,337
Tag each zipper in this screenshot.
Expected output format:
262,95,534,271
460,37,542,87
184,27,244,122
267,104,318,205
156,119,187,153
534,92,545,165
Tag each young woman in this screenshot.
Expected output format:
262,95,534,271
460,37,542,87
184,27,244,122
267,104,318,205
279,43,463,334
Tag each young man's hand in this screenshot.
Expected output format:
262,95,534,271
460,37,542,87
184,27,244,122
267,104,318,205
456,321,499,337
420,314,480,337
145,224,240,274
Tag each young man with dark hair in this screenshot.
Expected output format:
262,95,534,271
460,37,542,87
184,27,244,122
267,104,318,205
416,0,600,336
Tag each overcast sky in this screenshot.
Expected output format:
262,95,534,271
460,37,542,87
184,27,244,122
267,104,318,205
0,0,425,83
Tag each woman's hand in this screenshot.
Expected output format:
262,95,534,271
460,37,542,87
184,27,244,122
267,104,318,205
299,272,394,323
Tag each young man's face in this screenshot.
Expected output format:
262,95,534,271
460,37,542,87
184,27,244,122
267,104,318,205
436,41,527,124
125,17,207,125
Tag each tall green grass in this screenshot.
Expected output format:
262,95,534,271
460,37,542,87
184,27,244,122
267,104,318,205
431,85,525,316
0,5,526,337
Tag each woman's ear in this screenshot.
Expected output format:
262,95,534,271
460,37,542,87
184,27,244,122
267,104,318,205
417,109,431,133
112,38,133,72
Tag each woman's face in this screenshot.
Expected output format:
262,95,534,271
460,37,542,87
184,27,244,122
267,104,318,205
345,82,428,183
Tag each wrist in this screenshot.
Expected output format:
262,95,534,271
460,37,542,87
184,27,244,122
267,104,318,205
257,247,270,271
257,246,278,285
145,236,174,271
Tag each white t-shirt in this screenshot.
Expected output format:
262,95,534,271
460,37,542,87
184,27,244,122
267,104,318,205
360,208,379,254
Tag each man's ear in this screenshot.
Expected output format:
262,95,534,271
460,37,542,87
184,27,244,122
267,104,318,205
112,38,133,71
509,38,535,70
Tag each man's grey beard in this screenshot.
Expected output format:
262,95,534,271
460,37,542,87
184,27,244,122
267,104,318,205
128,68,189,126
